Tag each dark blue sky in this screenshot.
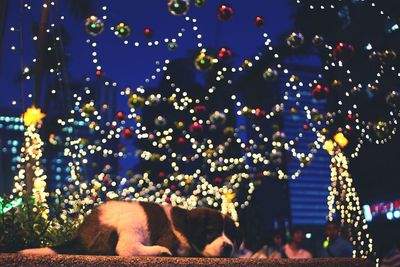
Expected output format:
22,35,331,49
1,0,295,111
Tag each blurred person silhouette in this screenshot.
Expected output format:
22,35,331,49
252,231,285,259
320,221,353,258
281,226,312,259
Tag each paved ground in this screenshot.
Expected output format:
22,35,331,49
0,254,375,267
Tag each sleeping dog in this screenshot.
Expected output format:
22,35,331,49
20,201,242,257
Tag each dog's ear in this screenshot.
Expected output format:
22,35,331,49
224,217,243,250
171,206,191,234
187,209,207,239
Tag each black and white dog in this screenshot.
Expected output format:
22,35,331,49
20,201,242,257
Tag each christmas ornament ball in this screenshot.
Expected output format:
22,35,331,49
115,22,131,38
122,128,134,140
217,4,234,21
386,90,400,108
286,32,304,49
128,94,145,109
332,42,354,61
263,67,278,81
154,116,167,127
218,47,233,61
312,84,329,99
210,111,226,125
255,16,264,27
168,0,190,16
194,0,206,7
194,52,214,71
312,35,324,46
85,16,105,36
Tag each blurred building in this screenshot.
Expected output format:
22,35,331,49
282,58,331,227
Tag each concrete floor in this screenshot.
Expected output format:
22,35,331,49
0,254,374,267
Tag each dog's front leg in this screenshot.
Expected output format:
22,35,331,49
116,234,172,256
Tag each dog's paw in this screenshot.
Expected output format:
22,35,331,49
158,247,172,257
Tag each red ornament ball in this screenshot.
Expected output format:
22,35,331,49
144,27,153,38
255,16,264,27
189,122,204,134
177,137,185,144
217,4,234,21
332,42,354,61
218,47,233,61
95,70,103,77
115,111,125,122
122,128,134,139
194,105,207,114
213,177,223,184
312,84,329,99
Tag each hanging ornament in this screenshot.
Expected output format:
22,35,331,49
332,42,354,61
369,51,382,63
194,105,207,114
262,67,278,81
213,177,223,184
194,52,214,71
115,111,125,122
176,121,185,129
189,122,204,134
255,16,264,27
351,86,361,96
386,90,400,108
368,84,379,93
128,94,145,109
312,35,324,46
218,47,233,61
168,0,190,16
331,79,342,87
217,4,234,21
210,111,226,126
167,41,178,51
194,0,206,7
48,133,61,145
84,16,105,36
154,116,167,127
254,108,266,117
272,131,285,143
82,103,96,117
147,94,161,106
270,150,283,165
312,84,329,99
114,22,131,38
223,127,235,136
143,27,153,38
122,128,134,140
381,50,397,65
177,137,185,144
310,108,323,122
373,121,389,139
286,32,304,49
95,70,103,77
290,107,298,115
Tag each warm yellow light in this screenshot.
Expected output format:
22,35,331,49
323,140,335,153
23,105,46,126
225,192,236,201
334,132,348,148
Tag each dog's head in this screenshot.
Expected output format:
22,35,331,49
186,207,242,257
